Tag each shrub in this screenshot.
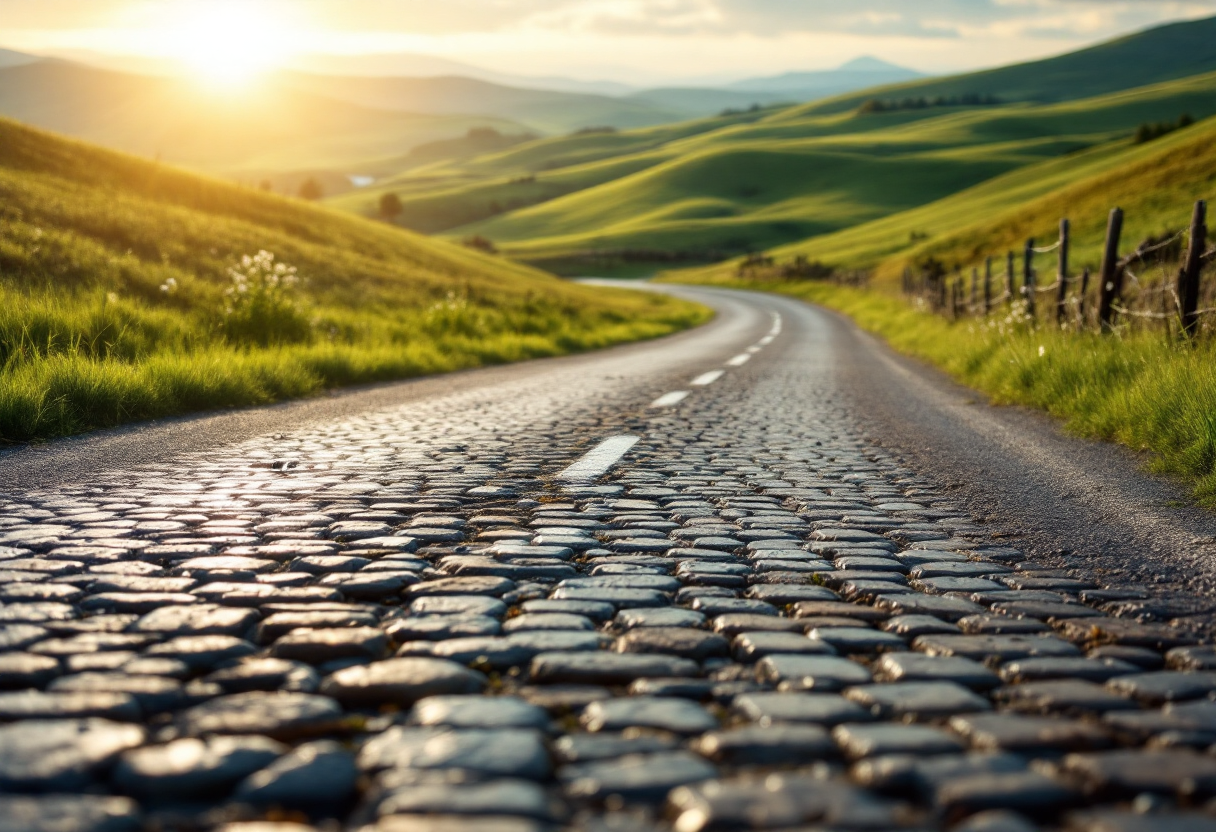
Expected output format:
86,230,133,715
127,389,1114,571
461,236,498,254
221,251,312,346
379,192,403,221
298,178,323,200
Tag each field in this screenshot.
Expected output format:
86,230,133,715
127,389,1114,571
459,71,1216,271
0,117,708,443
679,100,1216,287
319,17,1216,274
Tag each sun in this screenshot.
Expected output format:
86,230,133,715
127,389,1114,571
164,2,292,87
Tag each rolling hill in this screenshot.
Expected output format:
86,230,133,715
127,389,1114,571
0,60,524,184
451,69,1216,271
341,14,1216,273
0,116,705,441
277,72,690,134
788,14,1216,117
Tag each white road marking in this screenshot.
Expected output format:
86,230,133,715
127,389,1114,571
650,391,690,408
726,354,751,367
557,435,641,481
758,335,775,346
691,370,725,386
770,313,783,335
747,346,762,354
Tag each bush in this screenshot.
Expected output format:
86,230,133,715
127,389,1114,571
461,236,498,254
221,251,312,346
1134,113,1195,144
379,192,403,221
298,178,323,200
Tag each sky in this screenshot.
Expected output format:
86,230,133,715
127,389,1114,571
2,0,1216,85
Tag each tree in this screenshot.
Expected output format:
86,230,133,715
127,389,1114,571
379,192,403,221
298,178,323,200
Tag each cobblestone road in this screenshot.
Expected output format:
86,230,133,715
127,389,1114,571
3,286,1216,832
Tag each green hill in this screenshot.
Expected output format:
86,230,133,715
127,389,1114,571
330,15,1216,274
324,106,783,233
0,117,705,442
788,14,1216,118
673,110,1216,287
455,70,1216,271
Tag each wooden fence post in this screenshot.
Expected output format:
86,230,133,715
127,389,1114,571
1055,218,1070,325
1097,207,1125,331
1177,200,1207,337
983,256,992,315
1023,238,1036,318
1006,251,1015,305
971,267,979,311
1079,267,1090,330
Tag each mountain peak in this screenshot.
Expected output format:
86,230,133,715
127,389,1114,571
837,56,912,73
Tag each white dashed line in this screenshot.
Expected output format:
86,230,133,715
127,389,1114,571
747,346,762,354
650,391,690,408
770,314,783,336
758,335,775,346
557,435,640,481
691,370,725,386
726,354,751,367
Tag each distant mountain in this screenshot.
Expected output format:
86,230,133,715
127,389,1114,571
624,58,923,118
0,60,525,177
627,88,792,116
727,57,924,95
798,14,1216,116
0,48,39,70
277,72,686,134
286,52,636,97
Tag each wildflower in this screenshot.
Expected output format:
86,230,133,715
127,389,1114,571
1038,345,1046,358
160,277,178,294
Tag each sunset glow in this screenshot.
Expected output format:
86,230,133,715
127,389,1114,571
162,2,292,86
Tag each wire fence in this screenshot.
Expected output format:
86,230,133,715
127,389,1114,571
899,201,1213,338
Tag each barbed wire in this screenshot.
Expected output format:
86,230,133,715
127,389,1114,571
1030,240,1062,254
1121,229,1187,265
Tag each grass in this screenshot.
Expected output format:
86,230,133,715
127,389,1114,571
0,116,709,443
444,69,1216,266
325,106,783,234
785,14,1216,117
678,105,1216,286
723,279,1216,505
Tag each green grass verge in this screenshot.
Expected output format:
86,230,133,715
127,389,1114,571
720,280,1216,505
0,116,710,443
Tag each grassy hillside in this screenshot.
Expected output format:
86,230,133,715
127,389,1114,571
279,72,688,134
675,86,1216,285
788,14,1216,118
456,70,1216,271
325,107,783,232
0,117,707,442
0,60,525,180
318,15,1216,274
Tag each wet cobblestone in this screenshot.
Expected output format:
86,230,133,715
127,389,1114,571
2,312,1216,832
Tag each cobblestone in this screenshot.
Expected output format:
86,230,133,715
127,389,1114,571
1,300,1214,830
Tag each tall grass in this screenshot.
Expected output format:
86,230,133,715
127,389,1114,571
729,279,1216,505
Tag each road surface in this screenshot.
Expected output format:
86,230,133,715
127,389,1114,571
1,282,1214,832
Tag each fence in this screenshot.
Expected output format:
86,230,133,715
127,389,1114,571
902,200,1216,337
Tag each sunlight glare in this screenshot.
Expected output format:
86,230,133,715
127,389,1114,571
165,2,291,87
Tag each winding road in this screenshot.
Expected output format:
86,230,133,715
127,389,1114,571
2,282,1215,832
